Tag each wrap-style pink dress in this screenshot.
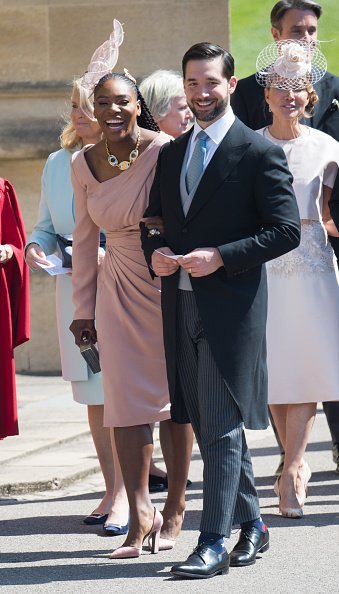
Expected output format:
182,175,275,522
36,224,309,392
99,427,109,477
71,133,171,427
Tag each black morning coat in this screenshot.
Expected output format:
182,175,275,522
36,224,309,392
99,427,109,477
141,117,301,430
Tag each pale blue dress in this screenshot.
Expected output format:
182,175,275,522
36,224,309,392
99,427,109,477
27,148,104,404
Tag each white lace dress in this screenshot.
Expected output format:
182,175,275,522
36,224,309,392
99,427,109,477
257,127,339,404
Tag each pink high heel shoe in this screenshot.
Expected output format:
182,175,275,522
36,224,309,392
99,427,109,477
149,511,185,551
110,507,163,559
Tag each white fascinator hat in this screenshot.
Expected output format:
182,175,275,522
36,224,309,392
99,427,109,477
255,39,327,90
78,19,124,119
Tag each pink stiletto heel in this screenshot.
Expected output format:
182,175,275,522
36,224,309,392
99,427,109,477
148,508,163,554
150,510,185,551
110,507,163,559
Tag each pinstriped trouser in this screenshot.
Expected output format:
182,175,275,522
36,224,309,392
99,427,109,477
176,290,260,537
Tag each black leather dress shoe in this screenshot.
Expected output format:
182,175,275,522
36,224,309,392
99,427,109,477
170,542,229,579
230,527,269,566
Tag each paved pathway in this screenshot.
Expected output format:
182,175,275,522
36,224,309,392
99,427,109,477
0,376,338,593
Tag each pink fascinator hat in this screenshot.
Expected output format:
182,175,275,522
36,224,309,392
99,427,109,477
81,19,124,93
78,19,124,119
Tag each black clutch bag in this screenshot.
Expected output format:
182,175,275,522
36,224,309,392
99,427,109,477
56,234,73,268
80,342,101,374
79,330,101,374
56,232,106,269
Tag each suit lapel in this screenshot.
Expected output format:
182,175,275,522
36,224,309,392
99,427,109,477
185,120,251,223
167,129,193,223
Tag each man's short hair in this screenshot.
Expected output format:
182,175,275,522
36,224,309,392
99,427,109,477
182,42,234,81
271,1,322,30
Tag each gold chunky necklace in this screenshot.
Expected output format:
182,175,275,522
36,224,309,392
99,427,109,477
105,129,141,171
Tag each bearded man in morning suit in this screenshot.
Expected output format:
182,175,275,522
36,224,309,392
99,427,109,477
141,42,300,580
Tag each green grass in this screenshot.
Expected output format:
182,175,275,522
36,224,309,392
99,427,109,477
230,0,339,79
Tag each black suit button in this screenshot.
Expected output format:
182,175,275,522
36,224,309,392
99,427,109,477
182,228,188,233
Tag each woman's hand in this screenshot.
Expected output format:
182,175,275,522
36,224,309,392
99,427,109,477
0,244,13,263
324,219,339,237
25,243,50,270
69,319,97,347
141,216,165,237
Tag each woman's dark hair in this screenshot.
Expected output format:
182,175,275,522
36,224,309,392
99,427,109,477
94,72,160,132
271,1,322,31
182,42,234,81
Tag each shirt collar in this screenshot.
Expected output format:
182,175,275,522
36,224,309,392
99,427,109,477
191,106,235,145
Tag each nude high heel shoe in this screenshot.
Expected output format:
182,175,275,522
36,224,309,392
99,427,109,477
152,511,185,551
148,508,163,554
109,507,163,559
273,476,303,519
297,461,311,506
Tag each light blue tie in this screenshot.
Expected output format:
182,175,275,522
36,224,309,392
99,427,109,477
186,130,208,193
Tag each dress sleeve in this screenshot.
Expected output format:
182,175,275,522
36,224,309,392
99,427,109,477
140,145,168,277
71,155,100,320
323,161,339,189
27,156,58,255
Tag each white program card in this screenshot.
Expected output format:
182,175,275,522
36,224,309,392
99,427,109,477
35,254,71,276
155,249,183,261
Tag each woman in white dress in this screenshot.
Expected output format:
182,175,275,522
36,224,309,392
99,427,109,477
255,40,339,518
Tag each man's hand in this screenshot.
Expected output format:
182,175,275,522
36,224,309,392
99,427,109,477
178,248,223,277
151,247,180,276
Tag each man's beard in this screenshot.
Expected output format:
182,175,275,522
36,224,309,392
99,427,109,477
189,96,229,122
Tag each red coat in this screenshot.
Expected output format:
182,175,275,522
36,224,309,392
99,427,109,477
0,178,29,438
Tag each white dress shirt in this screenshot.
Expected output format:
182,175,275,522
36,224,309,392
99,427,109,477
186,106,236,173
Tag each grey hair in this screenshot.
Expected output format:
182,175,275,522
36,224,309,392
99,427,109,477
139,70,185,122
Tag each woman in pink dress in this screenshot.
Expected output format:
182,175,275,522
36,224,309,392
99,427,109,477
70,72,192,559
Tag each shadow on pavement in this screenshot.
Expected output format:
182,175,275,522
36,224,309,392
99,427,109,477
261,511,339,528
1,507,202,537
250,440,332,458
0,559,178,586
